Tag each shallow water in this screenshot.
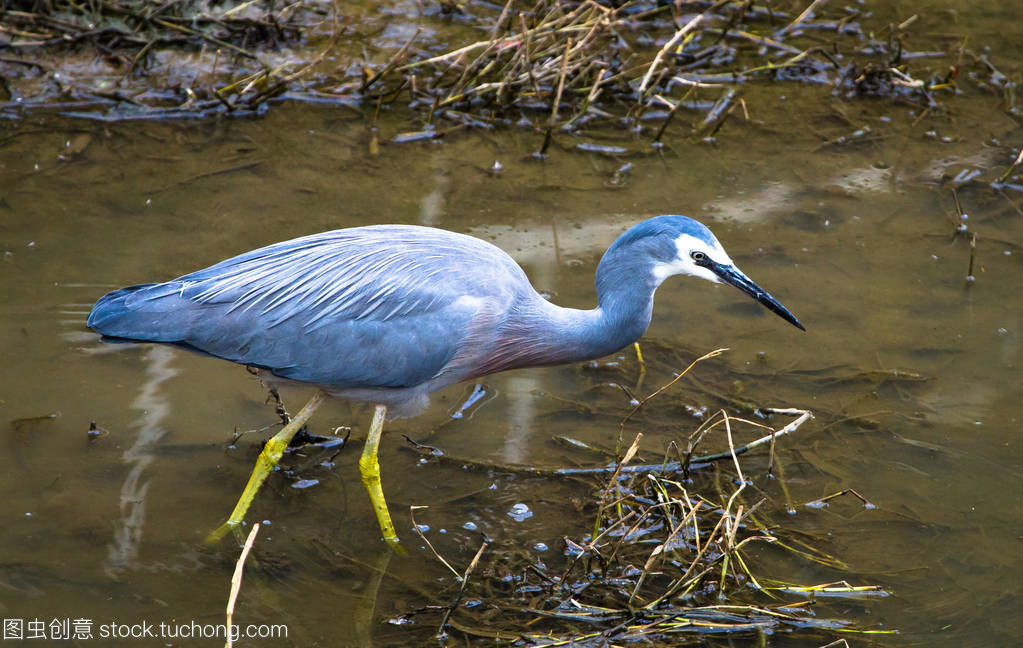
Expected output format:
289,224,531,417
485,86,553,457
2,14,1023,646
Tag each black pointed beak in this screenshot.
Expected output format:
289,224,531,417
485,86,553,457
709,261,805,331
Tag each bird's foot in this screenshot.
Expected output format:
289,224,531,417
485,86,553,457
289,426,346,448
206,391,327,544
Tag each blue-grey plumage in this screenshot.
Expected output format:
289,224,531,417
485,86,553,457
88,215,803,417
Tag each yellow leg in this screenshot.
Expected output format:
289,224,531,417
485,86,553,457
633,341,647,392
360,404,400,547
206,390,326,544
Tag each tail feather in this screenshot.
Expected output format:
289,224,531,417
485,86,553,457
87,283,198,342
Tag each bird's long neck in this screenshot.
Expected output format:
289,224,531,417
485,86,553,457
494,250,658,370
589,246,660,356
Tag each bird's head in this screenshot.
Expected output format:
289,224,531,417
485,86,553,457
606,215,805,331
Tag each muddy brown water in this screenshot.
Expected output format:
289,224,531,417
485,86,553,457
2,25,1023,648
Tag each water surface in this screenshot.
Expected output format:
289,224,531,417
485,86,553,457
1,28,1022,646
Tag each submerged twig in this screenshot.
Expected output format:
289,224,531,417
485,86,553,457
438,539,488,636
996,147,1023,183
410,506,460,579
966,231,977,284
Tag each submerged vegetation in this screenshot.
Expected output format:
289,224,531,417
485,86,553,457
387,412,890,646
412,462,888,646
2,0,1019,140
309,348,900,646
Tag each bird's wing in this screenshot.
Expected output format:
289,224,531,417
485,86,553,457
174,226,514,330
90,226,525,388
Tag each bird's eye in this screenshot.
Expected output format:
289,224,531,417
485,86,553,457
690,250,707,262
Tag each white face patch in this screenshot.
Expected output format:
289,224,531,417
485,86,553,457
651,232,735,286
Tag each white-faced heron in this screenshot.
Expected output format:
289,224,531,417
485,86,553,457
88,215,804,546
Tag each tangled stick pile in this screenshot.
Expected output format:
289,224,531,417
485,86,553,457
3,0,1014,129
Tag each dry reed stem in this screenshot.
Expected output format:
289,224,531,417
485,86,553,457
618,347,729,434
363,27,421,92
410,506,461,579
6,0,989,126
224,522,260,648
438,539,489,635
776,0,831,38
638,0,731,96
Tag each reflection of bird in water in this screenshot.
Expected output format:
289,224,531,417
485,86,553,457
88,215,803,546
